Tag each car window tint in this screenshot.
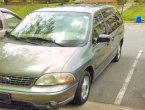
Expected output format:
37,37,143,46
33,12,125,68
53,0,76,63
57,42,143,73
2,12,21,29
93,12,106,38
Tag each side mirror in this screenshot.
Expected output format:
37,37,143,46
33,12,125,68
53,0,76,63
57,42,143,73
97,34,110,43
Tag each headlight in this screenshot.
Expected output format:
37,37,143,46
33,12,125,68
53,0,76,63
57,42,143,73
35,73,75,86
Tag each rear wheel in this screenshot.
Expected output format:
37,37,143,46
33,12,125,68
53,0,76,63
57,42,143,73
112,44,122,62
72,71,91,105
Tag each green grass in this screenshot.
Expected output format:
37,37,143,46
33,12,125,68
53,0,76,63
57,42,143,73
122,3,145,22
11,3,57,18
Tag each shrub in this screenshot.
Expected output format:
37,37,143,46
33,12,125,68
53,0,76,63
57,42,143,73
116,0,127,5
51,0,69,3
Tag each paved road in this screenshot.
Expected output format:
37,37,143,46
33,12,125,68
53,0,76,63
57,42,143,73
87,24,145,109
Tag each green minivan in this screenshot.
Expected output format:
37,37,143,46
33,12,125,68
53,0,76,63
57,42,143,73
0,4,124,109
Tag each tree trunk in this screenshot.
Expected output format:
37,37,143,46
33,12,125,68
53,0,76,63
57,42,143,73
4,0,8,5
32,0,34,5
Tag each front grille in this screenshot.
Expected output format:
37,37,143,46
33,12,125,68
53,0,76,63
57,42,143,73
0,74,35,86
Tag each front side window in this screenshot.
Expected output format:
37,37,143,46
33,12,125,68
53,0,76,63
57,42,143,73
11,12,90,47
93,12,106,38
2,12,21,29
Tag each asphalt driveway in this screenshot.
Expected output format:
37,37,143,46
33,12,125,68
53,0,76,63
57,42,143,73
0,24,145,110
61,24,145,110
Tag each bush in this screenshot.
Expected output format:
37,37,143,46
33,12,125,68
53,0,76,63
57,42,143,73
69,0,75,3
34,0,69,4
50,0,69,3
116,0,127,5
134,0,138,2
0,0,3,3
134,0,145,2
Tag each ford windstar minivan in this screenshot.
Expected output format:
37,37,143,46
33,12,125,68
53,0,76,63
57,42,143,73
0,4,124,109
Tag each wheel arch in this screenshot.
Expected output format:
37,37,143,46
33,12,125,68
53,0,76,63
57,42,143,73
120,38,124,47
85,66,94,83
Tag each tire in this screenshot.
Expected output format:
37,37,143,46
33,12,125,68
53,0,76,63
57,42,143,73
112,44,122,62
72,71,91,105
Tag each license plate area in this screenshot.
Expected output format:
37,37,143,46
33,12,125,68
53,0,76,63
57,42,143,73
0,93,11,104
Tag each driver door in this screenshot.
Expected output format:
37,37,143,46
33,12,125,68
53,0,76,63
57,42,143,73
92,11,111,79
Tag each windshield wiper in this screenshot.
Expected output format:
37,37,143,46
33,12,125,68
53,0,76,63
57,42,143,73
20,37,64,47
5,32,23,41
5,33,64,47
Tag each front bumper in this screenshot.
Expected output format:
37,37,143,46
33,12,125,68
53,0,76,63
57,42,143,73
0,83,78,109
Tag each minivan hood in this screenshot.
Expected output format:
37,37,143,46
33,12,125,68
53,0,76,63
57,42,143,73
0,42,77,77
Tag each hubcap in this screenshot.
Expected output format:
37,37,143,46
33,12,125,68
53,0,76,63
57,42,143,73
81,76,90,100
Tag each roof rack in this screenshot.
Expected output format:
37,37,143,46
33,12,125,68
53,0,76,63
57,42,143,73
57,2,100,6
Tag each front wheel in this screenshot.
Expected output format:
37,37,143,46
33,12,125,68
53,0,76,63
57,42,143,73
112,44,122,62
72,71,91,105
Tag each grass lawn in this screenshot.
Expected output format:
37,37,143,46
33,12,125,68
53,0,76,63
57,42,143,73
122,3,145,22
10,3,57,18
1,3,58,18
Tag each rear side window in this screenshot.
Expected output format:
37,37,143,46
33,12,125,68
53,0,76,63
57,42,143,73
114,10,123,25
101,8,113,18
102,8,123,34
2,12,21,29
93,11,106,38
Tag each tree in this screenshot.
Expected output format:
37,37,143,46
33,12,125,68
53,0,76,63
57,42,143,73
4,0,8,5
32,0,34,5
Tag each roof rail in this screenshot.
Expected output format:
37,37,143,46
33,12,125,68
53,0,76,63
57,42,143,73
57,2,102,7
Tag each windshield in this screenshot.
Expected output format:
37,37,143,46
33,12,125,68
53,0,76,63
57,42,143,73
11,11,90,47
